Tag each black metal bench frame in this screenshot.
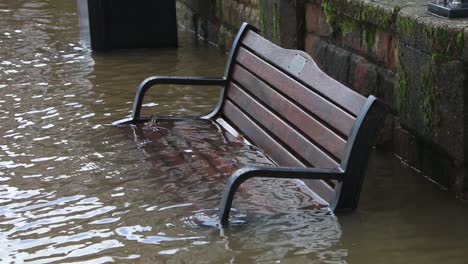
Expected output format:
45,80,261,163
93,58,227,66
114,23,387,226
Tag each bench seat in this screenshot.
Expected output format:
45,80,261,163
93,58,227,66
128,119,327,214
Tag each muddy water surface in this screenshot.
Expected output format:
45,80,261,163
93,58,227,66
1,1,468,263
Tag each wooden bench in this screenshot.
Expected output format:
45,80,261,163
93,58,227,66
114,23,388,225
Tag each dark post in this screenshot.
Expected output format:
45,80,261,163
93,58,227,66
77,0,178,51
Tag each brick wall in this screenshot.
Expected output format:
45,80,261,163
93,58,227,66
304,0,468,195
176,0,261,50
175,0,468,197
176,0,300,50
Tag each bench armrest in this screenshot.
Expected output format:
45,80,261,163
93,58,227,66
218,166,344,225
113,76,226,125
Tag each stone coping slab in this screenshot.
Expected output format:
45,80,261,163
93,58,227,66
317,0,467,60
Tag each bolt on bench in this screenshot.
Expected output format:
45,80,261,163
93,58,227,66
114,23,388,225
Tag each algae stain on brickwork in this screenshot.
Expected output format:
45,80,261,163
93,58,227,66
321,0,356,36
420,63,436,130
396,15,463,60
272,1,280,43
258,0,265,33
396,61,409,115
397,59,437,131
318,0,447,133
431,53,450,63
364,26,376,49
321,0,396,50
396,16,415,39
360,4,399,29
423,27,463,58
216,0,223,23
456,31,464,49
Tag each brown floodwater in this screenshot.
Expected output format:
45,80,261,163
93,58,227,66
1,1,467,263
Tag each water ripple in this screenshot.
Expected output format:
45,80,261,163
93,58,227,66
0,1,352,262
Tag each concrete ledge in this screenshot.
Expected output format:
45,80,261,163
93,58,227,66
316,0,468,60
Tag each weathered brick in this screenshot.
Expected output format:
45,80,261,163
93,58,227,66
374,31,397,71
376,115,395,149
343,28,365,55
304,33,321,59
376,67,396,109
176,0,263,48
305,3,330,37
314,41,351,85
398,45,465,163
418,140,458,188
305,3,320,33
206,21,221,45
393,123,419,166
348,54,377,96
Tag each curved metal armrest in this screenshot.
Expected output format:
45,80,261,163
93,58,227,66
218,166,344,225
113,76,226,125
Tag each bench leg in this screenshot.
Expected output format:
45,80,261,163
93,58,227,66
218,170,247,226
218,166,343,226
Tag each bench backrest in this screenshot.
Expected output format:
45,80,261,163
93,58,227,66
218,23,386,210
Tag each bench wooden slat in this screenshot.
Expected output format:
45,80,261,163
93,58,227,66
235,47,356,137
301,179,334,204
231,65,347,160
223,100,304,167
216,110,334,203
222,101,336,203
241,30,367,116
226,83,340,169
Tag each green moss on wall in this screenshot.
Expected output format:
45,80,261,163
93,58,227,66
322,0,401,33
397,58,438,131
319,0,463,61
431,53,450,63
396,16,415,39
272,1,280,43
322,0,356,36
360,4,399,29
420,63,436,129
396,62,409,114
397,14,464,60
423,26,463,58
321,0,362,20
363,26,376,49
259,0,265,33
456,31,464,49
340,18,356,35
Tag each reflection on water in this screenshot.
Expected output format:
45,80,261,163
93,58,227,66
0,0,467,263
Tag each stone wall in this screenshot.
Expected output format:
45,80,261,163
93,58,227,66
176,0,301,50
176,0,261,50
176,0,468,198
303,0,468,196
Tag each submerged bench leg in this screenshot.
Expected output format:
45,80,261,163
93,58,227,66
218,169,249,225
218,167,344,226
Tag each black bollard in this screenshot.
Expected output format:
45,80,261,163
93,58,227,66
77,0,178,51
